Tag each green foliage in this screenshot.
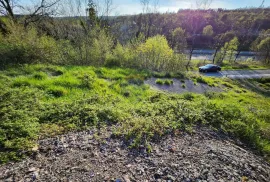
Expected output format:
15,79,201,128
155,79,164,85
1,65,270,163
182,84,186,88
171,27,187,53
203,25,214,36
136,35,180,72
0,23,76,67
164,79,173,85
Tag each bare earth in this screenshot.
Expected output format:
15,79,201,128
144,78,222,94
0,128,269,182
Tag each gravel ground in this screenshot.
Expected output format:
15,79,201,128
144,78,222,94
1,128,269,182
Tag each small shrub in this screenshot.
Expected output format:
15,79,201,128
183,93,194,101
164,79,173,85
182,84,186,88
156,79,164,85
180,79,185,83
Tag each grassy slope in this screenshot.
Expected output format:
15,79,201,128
0,64,270,163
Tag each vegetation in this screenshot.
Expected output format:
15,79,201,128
0,0,270,165
155,79,173,85
0,65,270,163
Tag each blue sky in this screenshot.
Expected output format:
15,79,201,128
21,0,270,15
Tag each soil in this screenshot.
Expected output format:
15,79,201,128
144,78,222,94
1,127,269,182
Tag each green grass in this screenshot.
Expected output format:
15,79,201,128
0,64,270,163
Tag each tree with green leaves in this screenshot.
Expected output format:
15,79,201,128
251,29,270,64
203,25,214,36
257,37,270,64
171,27,187,53
226,37,240,62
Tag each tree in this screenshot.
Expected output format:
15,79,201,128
251,29,270,64
257,37,270,64
203,25,214,36
0,0,61,27
171,27,187,53
137,35,174,71
0,0,16,21
226,37,239,62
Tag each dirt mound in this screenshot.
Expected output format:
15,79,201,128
1,128,269,182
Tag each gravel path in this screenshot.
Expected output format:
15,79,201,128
1,128,269,182
144,78,222,94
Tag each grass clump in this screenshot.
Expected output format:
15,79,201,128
182,84,186,88
164,79,173,85
155,79,164,85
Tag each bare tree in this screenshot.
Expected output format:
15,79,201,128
0,0,17,20
196,0,213,10
0,0,62,26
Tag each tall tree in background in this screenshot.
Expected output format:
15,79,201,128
203,25,214,36
171,27,187,53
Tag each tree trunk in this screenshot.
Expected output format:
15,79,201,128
234,50,241,62
186,48,194,71
265,50,270,64
212,48,218,64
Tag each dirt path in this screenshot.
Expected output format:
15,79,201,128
1,128,269,182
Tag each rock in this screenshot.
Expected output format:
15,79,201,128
167,175,176,181
0,128,270,182
123,175,131,182
28,167,37,173
168,146,176,153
